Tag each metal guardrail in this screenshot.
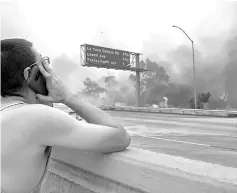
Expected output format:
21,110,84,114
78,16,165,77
54,103,237,118
99,106,237,117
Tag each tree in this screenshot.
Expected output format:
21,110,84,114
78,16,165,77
129,58,170,91
82,78,107,96
189,92,211,109
129,73,146,93
144,59,170,86
199,92,211,103
129,58,170,105
156,66,170,84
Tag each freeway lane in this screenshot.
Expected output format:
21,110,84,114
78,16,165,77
106,111,237,168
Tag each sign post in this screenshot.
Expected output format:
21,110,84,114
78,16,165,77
81,44,148,107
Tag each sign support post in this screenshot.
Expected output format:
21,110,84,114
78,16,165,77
81,44,148,107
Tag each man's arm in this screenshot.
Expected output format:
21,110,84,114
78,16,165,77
64,94,125,129
18,104,130,154
63,95,131,151
32,57,130,153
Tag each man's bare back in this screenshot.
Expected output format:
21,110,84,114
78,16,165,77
1,102,51,193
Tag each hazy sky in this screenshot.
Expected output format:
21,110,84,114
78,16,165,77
1,0,236,90
1,0,234,55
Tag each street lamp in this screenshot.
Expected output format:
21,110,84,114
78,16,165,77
172,25,197,109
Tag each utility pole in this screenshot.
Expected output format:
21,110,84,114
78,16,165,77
172,25,197,109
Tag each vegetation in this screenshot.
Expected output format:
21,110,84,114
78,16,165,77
82,57,234,109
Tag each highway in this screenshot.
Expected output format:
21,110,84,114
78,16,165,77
107,111,237,168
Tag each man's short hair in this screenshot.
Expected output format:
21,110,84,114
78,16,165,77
1,38,36,96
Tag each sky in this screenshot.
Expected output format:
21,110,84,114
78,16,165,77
1,0,236,92
1,0,232,55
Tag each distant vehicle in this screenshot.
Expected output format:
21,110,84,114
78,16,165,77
152,104,159,108
114,102,127,107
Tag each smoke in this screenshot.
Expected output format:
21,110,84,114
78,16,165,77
51,54,99,93
77,92,104,107
2,0,236,108
97,75,136,106
224,27,237,107
51,54,78,83
138,1,237,107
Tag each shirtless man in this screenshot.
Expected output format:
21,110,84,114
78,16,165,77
1,38,131,193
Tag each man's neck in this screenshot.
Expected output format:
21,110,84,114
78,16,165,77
1,95,28,104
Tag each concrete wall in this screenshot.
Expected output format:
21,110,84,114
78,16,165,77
47,104,237,192
40,147,237,193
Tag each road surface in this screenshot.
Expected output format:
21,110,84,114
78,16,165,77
107,111,237,168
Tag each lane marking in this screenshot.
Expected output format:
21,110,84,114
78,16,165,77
125,126,237,151
125,125,237,137
130,134,237,151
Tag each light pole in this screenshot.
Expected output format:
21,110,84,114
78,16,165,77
172,25,197,109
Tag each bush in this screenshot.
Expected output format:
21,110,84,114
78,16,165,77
189,92,211,109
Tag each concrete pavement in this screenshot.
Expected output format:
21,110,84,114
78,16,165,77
107,111,237,168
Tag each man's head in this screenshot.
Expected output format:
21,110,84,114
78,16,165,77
1,38,41,97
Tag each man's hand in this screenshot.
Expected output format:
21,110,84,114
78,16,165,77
35,59,73,104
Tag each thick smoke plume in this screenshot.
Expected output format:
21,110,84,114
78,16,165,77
137,2,237,108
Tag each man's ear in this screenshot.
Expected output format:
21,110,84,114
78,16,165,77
23,67,31,80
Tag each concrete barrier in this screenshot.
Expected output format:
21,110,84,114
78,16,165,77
41,147,237,193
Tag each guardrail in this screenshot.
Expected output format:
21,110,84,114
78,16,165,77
54,103,237,118
100,106,237,117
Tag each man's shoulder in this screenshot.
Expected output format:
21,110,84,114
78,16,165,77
2,103,74,137
13,103,55,114
3,103,68,122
